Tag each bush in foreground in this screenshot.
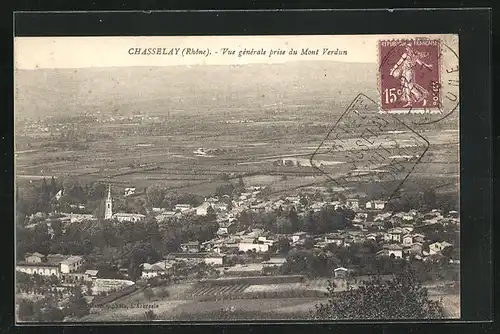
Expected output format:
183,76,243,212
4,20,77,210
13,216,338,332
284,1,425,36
313,267,444,320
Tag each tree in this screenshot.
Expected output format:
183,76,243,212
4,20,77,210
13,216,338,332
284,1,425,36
237,176,245,189
128,261,143,281
288,206,301,232
314,267,445,320
64,286,90,318
50,176,58,195
146,184,167,208
277,237,291,254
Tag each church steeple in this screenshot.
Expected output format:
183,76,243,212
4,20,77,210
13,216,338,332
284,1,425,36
105,185,113,219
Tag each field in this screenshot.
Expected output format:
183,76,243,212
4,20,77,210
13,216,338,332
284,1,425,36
15,113,459,199
80,277,460,321
15,64,459,199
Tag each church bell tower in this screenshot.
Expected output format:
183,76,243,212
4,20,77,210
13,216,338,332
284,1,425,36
105,185,113,219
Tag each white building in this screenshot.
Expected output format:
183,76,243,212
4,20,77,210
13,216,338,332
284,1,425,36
17,264,60,277
196,202,212,216
60,256,84,274
112,213,146,223
238,242,269,253
429,241,453,255
124,187,136,197
175,204,192,212
365,200,387,210
346,199,359,210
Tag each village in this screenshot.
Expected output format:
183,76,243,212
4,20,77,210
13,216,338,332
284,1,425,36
15,176,460,321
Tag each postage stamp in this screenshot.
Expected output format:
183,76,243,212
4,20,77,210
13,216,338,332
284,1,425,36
379,39,441,112
310,93,430,200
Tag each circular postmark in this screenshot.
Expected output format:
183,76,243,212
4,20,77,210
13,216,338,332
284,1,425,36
377,36,459,126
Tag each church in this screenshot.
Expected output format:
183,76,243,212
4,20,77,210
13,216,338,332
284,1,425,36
105,186,145,223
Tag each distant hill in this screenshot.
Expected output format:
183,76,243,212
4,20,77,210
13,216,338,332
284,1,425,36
14,61,377,119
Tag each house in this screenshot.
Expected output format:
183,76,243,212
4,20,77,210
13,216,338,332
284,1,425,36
238,241,269,253
85,269,99,280
380,244,403,258
141,261,173,279
55,189,63,201
124,187,136,197
334,267,349,279
69,213,97,223
60,256,84,273
217,223,237,236
175,204,193,212
196,202,213,216
151,207,164,213
214,202,229,212
384,228,404,242
366,233,378,241
291,232,308,243
112,213,145,223
324,233,345,246
412,233,425,243
25,252,46,263
180,241,201,253
365,200,386,210
261,257,287,269
155,211,177,222
429,241,453,255
374,212,392,222
346,199,359,210
203,254,226,266
402,234,413,246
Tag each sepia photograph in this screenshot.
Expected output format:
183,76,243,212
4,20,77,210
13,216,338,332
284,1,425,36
14,34,460,322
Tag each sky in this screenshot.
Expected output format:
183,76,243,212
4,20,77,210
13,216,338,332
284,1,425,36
14,34,457,70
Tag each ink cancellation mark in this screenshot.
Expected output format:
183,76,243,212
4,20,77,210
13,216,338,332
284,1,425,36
378,38,459,125
309,93,430,201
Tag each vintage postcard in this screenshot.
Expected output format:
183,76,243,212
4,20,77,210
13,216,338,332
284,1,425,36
14,34,460,322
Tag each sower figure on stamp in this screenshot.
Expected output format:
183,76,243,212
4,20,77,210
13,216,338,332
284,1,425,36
390,43,433,107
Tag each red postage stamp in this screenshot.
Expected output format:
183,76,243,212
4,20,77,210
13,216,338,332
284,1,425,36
379,39,441,112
